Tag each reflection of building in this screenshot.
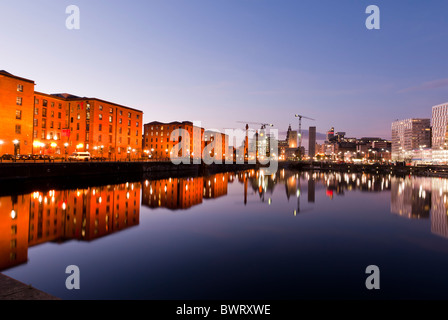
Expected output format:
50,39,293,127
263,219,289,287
0,183,141,271
431,179,448,239
142,173,231,210
390,177,431,219
203,173,229,199
142,177,204,210
0,195,30,271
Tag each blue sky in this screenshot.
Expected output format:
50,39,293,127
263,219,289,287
1,0,448,140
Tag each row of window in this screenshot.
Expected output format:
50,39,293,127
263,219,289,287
34,119,64,129
35,99,63,109
35,108,63,118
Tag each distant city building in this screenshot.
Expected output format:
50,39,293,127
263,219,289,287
308,126,316,158
286,125,298,148
432,102,448,164
326,127,335,142
391,118,431,161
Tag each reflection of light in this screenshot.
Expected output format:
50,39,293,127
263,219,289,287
62,202,66,210
99,197,102,204
11,210,16,219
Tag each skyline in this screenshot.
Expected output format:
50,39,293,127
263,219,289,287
2,1,448,140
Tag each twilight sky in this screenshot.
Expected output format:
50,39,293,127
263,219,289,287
1,0,448,140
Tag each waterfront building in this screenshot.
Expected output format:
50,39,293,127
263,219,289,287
0,71,143,159
0,71,35,155
432,102,448,164
204,130,229,162
391,119,431,162
60,96,142,160
143,121,205,161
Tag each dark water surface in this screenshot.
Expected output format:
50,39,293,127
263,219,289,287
1,169,448,300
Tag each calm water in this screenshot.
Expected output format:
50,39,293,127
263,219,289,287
1,169,448,300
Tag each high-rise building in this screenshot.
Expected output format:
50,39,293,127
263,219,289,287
326,127,335,142
308,126,316,158
286,125,298,148
431,102,448,163
391,118,431,161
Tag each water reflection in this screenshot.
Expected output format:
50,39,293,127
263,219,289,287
141,173,229,210
2,170,448,274
0,183,141,271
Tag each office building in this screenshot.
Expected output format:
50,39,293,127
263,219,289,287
432,102,448,163
391,118,431,161
308,126,316,158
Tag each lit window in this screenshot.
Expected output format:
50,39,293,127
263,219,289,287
17,84,23,92
15,110,22,120
16,97,22,106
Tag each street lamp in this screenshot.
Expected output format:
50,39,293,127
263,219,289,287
13,140,19,160
64,143,69,160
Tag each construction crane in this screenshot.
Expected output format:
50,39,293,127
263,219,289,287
236,121,274,130
294,114,315,153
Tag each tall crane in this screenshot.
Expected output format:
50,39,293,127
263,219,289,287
294,114,315,153
237,121,274,130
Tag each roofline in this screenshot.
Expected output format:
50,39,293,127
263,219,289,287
0,71,35,84
34,93,143,114
34,91,67,100
67,97,143,114
144,121,198,126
